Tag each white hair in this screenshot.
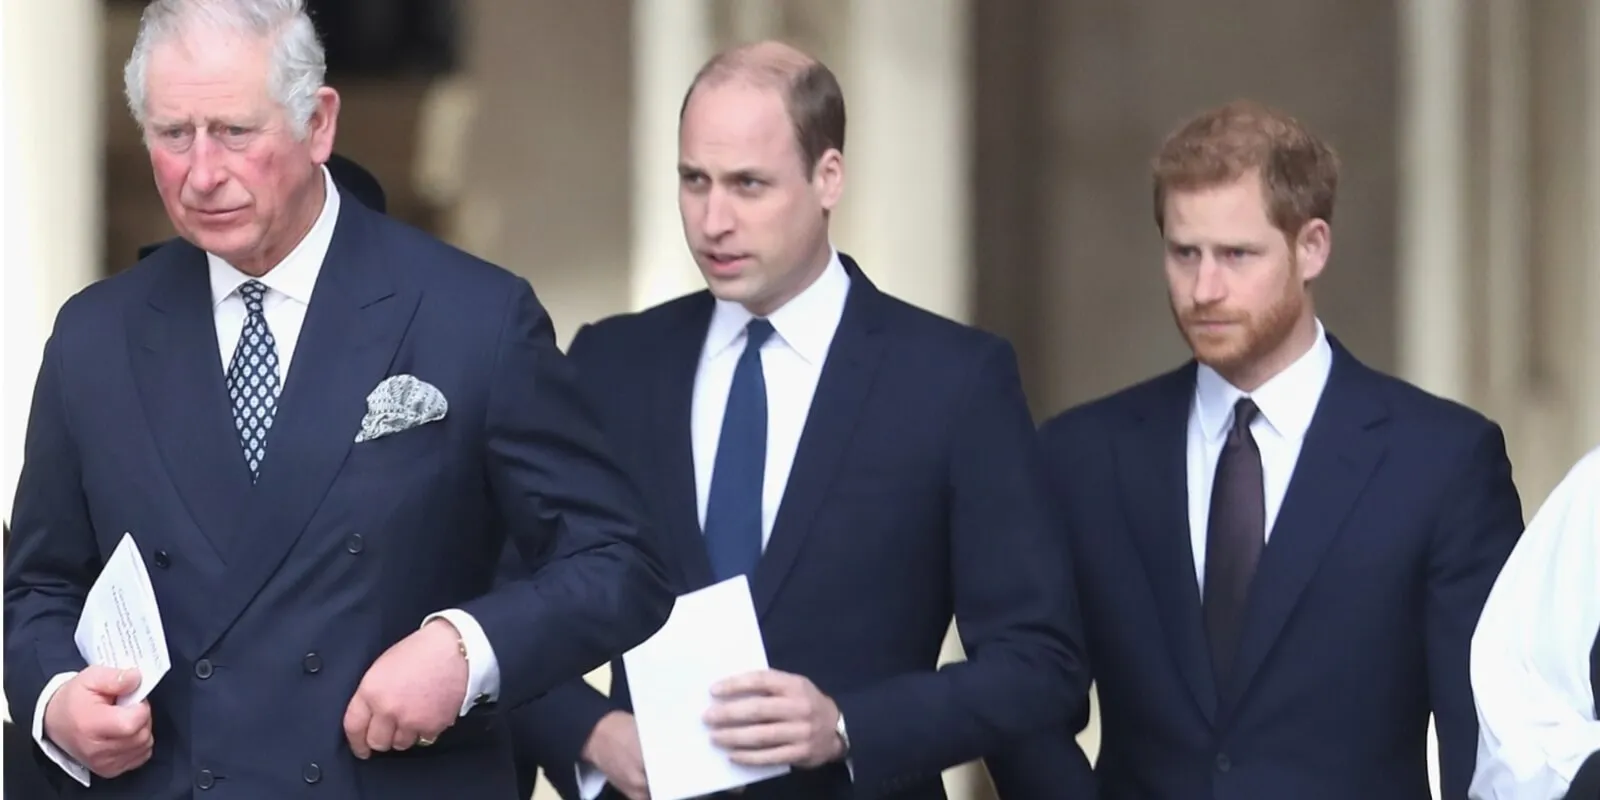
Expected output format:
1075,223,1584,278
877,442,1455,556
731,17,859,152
122,0,327,139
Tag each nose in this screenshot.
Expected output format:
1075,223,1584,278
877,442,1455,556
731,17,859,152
1192,259,1227,305
700,188,735,239
185,135,227,195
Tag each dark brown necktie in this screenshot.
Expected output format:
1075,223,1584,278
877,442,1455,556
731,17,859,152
1203,397,1265,690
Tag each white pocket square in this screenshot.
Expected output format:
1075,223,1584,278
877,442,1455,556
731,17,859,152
355,374,448,443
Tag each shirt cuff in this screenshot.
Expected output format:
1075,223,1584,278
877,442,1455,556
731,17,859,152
423,610,500,716
576,761,610,800
837,711,854,780
34,671,92,786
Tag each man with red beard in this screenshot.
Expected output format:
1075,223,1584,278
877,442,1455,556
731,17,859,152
986,100,1525,800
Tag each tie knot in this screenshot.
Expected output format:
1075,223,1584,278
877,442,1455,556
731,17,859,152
1231,397,1260,436
745,318,775,350
239,280,268,313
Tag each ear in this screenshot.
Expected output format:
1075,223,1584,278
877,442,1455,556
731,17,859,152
1294,218,1331,282
812,148,845,212
307,86,341,164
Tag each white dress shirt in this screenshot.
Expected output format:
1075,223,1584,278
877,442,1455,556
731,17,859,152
34,166,499,786
1186,320,1333,588
576,251,850,799
1468,445,1600,800
691,252,850,543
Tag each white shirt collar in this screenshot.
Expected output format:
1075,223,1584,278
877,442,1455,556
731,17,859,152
207,165,340,308
1194,318,1333,442
703,248,850,364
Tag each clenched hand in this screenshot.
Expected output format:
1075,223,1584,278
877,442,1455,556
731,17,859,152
343,619,468,758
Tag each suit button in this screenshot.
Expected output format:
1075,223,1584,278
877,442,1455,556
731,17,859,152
303,653,322,674
194,659,213,679
345,534,363,554
302,762,321,784
153,550,170,569
195,769,215,789
1215,753,1232,772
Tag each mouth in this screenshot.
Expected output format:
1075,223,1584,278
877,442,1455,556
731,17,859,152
193,207,247,222
702,251,751,274
1186,318,1242,333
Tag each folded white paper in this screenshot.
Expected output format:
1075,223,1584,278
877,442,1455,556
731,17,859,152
73,532,171,706
623,575,788,800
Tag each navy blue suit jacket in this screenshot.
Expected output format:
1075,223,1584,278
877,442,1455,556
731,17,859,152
510,258,1089,799
985,340,1524,800
2,191,674,799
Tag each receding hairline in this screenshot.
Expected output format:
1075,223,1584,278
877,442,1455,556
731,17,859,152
692,40,818,92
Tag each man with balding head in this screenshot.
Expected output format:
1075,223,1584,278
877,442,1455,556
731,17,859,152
511,40,1089,800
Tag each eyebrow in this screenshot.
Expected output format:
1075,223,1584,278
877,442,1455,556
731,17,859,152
148,115,259,129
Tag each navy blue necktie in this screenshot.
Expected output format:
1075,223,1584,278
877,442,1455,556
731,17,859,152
704,319,775,582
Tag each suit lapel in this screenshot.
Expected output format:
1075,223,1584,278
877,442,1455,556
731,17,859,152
751,262,887,618
128,246,255,560
1222,343,1387,714
654,296,716,591
1117,364,1219,724
198,199,422,655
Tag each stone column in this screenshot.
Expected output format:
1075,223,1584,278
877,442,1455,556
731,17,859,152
1396,0,1470,403
835,0,972,323
452,1,633,345
629,0,714,311
1580,0,1600,448
0,0,102,530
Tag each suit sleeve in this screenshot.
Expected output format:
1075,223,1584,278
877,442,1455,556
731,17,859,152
3,326,96,736
831,340,1092,795
1426,421,1524,800
985,416,1101,800
460,282,674,709
501,321,640,800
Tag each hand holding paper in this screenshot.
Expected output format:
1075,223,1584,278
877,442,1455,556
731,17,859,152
40,532,171,782
42,666,155,781
622,576,789,800
704,669,845,768
73,532,172,706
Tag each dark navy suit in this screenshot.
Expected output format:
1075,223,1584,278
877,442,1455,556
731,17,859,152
986,340,1524,800
2,191,674,798
511,258,1089,799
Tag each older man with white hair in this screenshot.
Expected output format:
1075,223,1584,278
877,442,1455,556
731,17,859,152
1,1,673,797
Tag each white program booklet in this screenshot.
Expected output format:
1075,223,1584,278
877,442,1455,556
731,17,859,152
73,532,171,706
623,575,789,800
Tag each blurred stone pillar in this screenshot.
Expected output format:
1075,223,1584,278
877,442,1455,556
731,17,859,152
1576,0,1600,453
1397,0,1470,404
0,0,102,722
834,0,972,324
1520,0,1600,498
629,0,714,310
0,1,102,528
453,1,632,346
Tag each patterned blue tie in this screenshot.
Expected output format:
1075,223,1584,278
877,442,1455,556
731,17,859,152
704,319,775,582
227,280,281,483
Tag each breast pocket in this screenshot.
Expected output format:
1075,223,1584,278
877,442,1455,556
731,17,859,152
340,419,451,485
